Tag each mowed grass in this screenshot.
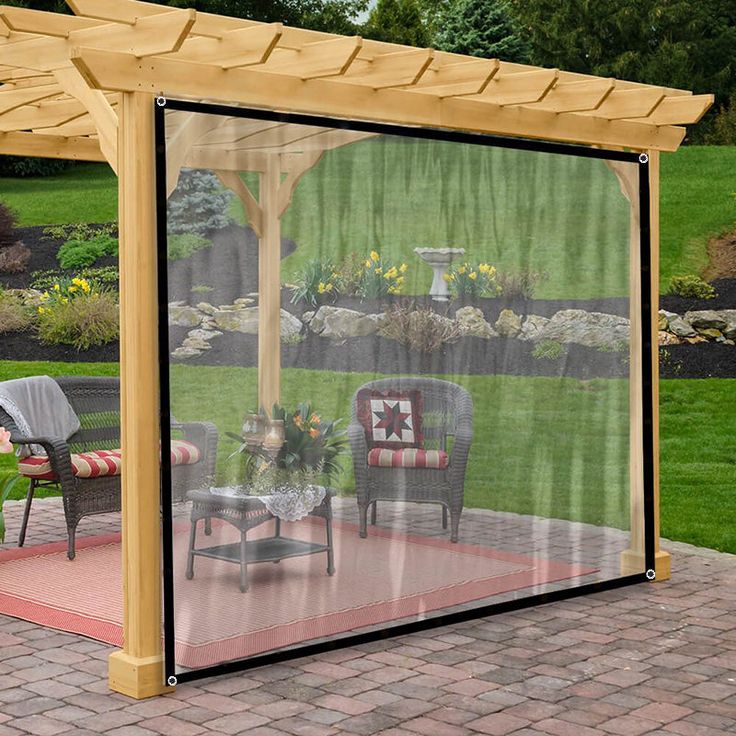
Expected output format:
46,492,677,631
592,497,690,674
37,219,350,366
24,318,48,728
1,146,734,295
0,164,117,226
0,360,734,553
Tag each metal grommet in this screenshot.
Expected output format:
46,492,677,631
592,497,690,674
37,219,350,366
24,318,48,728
156,96,167,108
639,153,649,164
166,675,178,687
645,569,656,581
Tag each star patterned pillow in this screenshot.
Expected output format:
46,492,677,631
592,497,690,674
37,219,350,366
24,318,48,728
357,389,423,450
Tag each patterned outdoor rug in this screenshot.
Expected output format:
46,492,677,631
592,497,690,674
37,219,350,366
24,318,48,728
0,519,595,669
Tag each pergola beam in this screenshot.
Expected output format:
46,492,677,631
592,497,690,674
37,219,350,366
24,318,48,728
628,94,714,126
408,59,499,97
524,79,615,113
0,129,105,160
263,36,362,79
70,47,686,152
176,23,282,69
54,65,117,173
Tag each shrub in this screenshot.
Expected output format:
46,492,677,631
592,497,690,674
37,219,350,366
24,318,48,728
191,283,213,294
32,266,118,292
446,261,499,298
167,169,233,236
704,94,736,145
167,233,212,261
0,157,70,178
0,290,32,334
496,269,548,299
57,233,118,270
532,339,566,360
378,303,460,353
36,280,118,350
0,242,31,274
357,250,407,299
42,222,116,242
333,252,365,296
290,259,338,307
669,274,716,299
0,202,17,249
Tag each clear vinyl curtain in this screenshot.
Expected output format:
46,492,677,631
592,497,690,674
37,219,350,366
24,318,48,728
159,106,646,677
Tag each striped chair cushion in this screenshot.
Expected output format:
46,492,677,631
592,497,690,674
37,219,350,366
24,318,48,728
18,439,202,481
367,447,449,470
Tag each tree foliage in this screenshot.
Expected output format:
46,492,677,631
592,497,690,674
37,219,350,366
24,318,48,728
158,0,368,33
434,0,530,63
510,0,736,106
363,0,430,46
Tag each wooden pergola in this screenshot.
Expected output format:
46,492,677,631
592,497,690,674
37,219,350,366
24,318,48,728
0,0,712,699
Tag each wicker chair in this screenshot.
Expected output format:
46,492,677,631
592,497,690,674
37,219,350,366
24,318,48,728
0,376,218,560
348,377,473,543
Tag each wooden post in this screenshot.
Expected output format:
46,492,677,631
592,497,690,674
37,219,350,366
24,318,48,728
649,150,671,580
258,155,281,411
108,91,171,698
617,151,670,580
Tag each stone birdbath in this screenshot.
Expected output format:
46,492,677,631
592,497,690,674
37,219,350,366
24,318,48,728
414,247,465,302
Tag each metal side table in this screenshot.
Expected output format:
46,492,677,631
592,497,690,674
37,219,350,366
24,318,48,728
185,487,335,592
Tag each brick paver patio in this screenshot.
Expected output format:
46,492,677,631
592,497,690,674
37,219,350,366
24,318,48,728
0,498,734,736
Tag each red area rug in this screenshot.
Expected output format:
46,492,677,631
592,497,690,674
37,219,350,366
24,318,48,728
0,519,595,669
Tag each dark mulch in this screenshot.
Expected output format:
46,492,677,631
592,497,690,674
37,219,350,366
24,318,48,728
659,343,736,379
3,226,67,289
0,330,119,363
167,225,296,305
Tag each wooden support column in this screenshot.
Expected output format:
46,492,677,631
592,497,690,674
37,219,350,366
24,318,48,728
648,150,670,580
258,156,281,411
615,151,669,581
108,91,171,699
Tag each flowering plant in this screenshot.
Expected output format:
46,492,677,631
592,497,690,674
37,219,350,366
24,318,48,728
357,250,408,299
229,403,347,483
445,261,500,298
290,260,339,307
0,427,20,543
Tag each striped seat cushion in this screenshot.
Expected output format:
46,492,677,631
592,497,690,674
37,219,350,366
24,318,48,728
367,447,449,470
18,439,202,481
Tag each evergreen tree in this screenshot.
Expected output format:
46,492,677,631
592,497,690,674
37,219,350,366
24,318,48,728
435,0,530,62
363,0,430,47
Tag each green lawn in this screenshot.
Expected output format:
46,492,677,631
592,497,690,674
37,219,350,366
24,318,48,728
0,360,733,553
1,146,734,296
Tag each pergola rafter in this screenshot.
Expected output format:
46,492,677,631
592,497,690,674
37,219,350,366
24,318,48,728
0,0,712,702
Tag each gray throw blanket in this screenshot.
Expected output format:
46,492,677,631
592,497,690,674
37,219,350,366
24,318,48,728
0,376,80,457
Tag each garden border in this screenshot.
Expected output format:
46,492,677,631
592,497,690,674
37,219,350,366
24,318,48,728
154,98,655,685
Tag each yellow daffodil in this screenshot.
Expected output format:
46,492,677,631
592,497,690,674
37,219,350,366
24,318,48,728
41,292,49,301
458,266,466,275
37,306,45,315
317,281,327,294
399,263,408,273
396,276,405,285
469,272,478,281
443,273,453,282
68,286,77,293
53,284,60,292
325,282,334,291
479,263,490,274
81,282,91,293
370,250,380,262
375,267,382,274
61,297,69,304
364,259,372,268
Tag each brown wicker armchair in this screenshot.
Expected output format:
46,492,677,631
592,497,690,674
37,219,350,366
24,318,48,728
0,376,218,559
348,377,473,543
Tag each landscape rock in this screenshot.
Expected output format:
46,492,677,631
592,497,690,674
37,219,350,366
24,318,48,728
302,311,315,325
539,309,630,349
668,316,696,338
699,328,724,341
685,310,727,331
518,315,549,342
495,309,522,338
196,302,217,316
455,306,497,339
168,305,202,327
214,306,302,340
717,309,736,339
171,347,202,359
234,297,255,306
182,337,212,351
658,331,680,346
310,306,385,340
187,329,222,341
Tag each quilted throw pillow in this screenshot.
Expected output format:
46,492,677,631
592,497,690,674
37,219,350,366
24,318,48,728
357,389,423,450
